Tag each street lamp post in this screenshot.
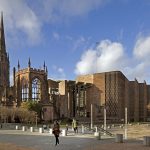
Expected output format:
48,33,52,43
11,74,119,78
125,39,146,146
125,107,128,139
91,104,93,129
104,107,106,135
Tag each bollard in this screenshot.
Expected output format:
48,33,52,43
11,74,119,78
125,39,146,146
22,126,26,131
62,129,67,136
115,134,123,143
39,127,44,133
49,128,53,135
16,125,19,130
30,127,34,132
94,132,101,140
95,126,98,133
143,136,150,146
81,125,85,134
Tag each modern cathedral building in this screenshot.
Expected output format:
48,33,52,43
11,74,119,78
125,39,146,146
0,13,150,123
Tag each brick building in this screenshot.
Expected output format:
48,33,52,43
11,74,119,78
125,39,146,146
0,13,150,123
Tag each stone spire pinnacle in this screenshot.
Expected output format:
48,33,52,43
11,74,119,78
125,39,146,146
28,57,31,68
18,60,20,70
43,61,45,71
0,12,6,52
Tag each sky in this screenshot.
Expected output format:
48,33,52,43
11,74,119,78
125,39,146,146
0,0,150,84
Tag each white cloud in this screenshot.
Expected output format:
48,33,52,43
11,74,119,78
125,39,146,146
96,40,125,71
65,35,73,41
75,37,150,83
52,65,66,80
133,36,150,60
75,40,125,74
58,68,64,73
39,0,107,21
75,49,97,74
59,0,106,17
53,32,60,40
72,36,86,51
0,0,41,45
0,0,108,46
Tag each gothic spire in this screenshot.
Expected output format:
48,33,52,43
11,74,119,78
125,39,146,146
13,67,16,86
0,12,6,52
43,61,45,71
18,60,20,70
28,57,31,68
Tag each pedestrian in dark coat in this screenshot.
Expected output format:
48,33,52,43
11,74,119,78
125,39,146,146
53,120,60,146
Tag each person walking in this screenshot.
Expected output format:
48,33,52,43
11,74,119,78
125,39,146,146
72,119,78,134
52,120,60,146
66,124,68,132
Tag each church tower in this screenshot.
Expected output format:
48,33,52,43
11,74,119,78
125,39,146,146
0,12,10,88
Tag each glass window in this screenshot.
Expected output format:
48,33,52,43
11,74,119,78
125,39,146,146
21,78,29,101
32,78,41,101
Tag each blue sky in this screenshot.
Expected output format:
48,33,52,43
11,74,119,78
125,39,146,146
0,0,150,84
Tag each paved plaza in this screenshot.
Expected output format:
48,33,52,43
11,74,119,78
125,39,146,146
0,124,150,150
0,134,149,150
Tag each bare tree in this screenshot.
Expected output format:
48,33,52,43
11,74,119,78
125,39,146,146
0,106,37,124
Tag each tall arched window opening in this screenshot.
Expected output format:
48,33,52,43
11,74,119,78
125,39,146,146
32,78,41,101
21,78,29,101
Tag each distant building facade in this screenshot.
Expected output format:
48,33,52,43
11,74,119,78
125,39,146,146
0,13,150,122
76,72,150,122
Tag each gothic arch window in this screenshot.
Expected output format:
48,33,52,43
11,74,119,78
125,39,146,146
32,78,41,101
21,78,29,101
